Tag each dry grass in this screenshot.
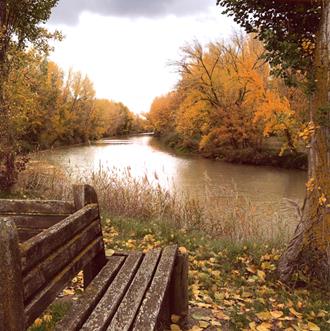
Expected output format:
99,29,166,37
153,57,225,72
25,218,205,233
16,162,299,245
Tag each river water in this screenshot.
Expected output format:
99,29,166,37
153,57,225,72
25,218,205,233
33,135,307,204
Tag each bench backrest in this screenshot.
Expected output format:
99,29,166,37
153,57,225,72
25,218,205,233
0,198,75,243
0,185,106,330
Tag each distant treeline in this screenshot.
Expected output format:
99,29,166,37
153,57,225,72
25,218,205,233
6,50,149,152
147,35,308,169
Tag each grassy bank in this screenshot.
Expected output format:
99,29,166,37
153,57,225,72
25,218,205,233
13,165,328,330
155,133,307,170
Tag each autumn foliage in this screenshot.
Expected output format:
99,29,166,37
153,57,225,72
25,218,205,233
149,35,308,165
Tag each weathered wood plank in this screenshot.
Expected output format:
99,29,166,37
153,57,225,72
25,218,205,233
23,220,102,303
81,252,143,331
133,245,178,331
73,184,106,287
2,215,66,229
24,238,104,328
0,199,75,215
17,228,44,243
0,219,25,331
54,256,125,331
170,249,189,318
20,204,99,273
73,184,99,210
106,249,162,331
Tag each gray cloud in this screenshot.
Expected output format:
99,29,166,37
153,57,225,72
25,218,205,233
50,0,215,25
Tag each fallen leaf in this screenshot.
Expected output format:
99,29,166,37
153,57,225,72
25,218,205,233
170,324,182,331
270,311,283,319
214,311,230,320
43,314,52,322
33,318,43,327
257,270,266,282
179,246,188,254
171,314,181,323
188,326,203,331
256,322,272,331
256,311,272,321
105,249,115,256
307,322,320,331
199,320,210,328
289,308,303,318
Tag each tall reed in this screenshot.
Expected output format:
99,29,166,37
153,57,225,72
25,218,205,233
16,162,299,245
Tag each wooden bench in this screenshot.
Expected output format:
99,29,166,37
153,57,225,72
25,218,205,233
0,185,188,331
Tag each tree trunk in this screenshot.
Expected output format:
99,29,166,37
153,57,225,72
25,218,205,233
0,1,17,191
278,2,330,284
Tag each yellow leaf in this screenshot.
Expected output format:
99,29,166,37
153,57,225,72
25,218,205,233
170,324,182,331
249,321,257,330
256,311,272,321
171,315,181,323
43,314,52,322
289,308,303,318
214,311,230,320
242,292,253,298
256,322,272,331
246,265,257,274
199,320,210,328
257,270,266,282
307,322,320,331
270,310,283,319
210,319,222,326
316,310,327,318
34,318,43,327
179,246,188,255
105,249,115,256
63,288,75,296
261,262,276,271
188,326,203,331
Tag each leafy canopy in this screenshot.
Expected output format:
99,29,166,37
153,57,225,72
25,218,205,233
0,0,59,45
217,0,321,84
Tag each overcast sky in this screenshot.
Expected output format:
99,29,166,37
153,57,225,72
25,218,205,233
48,0,237,114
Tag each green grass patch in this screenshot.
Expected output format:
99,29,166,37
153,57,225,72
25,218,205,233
28,301,71,331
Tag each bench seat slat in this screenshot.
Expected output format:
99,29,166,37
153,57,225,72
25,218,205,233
0,199,75,215
54,255,125,331
81,252,143,331
24,237,104,327
23,220,102,303
133,245,178,331
106,249,162,331
20,204,99,273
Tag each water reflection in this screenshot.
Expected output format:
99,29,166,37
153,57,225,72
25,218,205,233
34,136,307,203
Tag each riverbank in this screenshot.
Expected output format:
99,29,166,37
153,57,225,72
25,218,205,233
156,134,308,170
10,168,328,330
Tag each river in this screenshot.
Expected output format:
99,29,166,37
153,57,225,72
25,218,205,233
33,135,307,204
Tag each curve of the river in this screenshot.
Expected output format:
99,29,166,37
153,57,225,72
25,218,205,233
33,135,307,203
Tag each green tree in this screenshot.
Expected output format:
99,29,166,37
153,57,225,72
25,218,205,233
0,0,60,189
218,0,330,283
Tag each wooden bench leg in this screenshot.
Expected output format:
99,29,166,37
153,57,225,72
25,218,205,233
83,251,107,289
0,219,25,331
170,249,189,324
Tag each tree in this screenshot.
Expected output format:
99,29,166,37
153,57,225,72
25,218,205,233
218,0,330,283
174,36,280,153
149,92,180,136
0,0,60,189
